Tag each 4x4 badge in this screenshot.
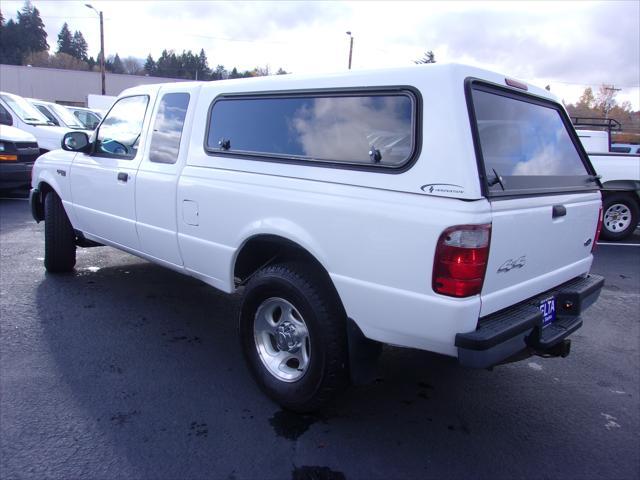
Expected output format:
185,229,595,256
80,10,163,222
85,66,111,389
497,256,526,273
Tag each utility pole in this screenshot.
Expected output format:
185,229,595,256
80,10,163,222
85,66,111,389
86,4,106,95
602,85,621,120
346,31,353,70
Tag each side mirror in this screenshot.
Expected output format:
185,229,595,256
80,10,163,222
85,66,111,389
62,131,91,152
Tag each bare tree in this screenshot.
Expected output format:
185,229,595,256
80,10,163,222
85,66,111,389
122,56,142,75
595,84,619,118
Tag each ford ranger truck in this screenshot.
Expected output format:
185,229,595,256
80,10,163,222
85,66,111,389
29,64,604,411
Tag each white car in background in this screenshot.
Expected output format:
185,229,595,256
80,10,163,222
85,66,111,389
28,98,89,131
0,92,72,153
611,143,640,154
66,106,102,130
575,125,640,241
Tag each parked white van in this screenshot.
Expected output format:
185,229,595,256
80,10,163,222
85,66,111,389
0,124,39,191
0,91,72,153
30,64,604,411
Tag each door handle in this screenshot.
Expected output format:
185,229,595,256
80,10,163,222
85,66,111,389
552,205,566,218
117,172,128,182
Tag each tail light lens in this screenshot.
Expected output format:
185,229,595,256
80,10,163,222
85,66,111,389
433,224,491,298
592,206,603,253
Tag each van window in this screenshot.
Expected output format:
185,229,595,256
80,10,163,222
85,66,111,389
149,93,190,164
35,105,60,126
0,104,12,126
96,95,149,159
470,84,593,195
0,93,50,125
611,146,631,153
206,91,416,168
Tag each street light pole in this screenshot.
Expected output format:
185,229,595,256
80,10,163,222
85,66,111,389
346,31,353,70
86,4,105,95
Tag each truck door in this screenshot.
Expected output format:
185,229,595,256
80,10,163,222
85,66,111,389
135,90,194,267
70,94,152,250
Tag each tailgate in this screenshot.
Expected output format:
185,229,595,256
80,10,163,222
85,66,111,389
480,192,600,316
467,80,602,316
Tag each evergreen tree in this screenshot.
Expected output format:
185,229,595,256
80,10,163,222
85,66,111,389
196,48,210,80
17,1,48,55
70,30,88,60
57,22,73,55
144,54,156,75
111,53,124,74
0,15,25,65
229,67,240,79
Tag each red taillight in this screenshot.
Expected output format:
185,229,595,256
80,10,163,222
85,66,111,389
432,224,491,298
592,206,603,253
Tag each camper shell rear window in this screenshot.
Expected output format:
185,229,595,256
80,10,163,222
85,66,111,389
205,88,420,171
467,81,598,197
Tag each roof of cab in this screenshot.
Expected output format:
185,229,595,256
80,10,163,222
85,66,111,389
118,63,557,104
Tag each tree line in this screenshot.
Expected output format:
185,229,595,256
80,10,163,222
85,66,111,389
0,1,288,80
564,85,639,142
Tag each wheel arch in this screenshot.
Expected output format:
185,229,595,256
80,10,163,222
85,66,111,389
233,233,335,291
601,180,640,202
32,180,60,222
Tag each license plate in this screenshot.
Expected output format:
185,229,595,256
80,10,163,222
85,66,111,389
539,296,556,327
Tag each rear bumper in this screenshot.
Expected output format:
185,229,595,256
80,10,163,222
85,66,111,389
456,274,604,368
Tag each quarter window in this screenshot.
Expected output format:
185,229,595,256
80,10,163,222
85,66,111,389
206,91,416,168
149,93,190,164
96,95,149,159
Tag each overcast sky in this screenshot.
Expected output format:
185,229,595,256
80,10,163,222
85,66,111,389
3,0,639,108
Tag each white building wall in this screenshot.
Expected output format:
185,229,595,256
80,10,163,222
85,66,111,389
0,64,187,106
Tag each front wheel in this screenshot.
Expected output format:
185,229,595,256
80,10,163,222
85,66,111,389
44,192,76,272
601,193,639,241
239,262,349,412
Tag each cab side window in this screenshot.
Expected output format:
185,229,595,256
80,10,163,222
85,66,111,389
149,93,190,164
96,95,149,159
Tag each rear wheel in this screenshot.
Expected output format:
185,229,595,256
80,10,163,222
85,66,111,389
601,193,639,241
239,262,349,412
44,192,76,272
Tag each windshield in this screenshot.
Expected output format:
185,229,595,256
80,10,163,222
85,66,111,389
471,85,593,195
0,93,50,125
49,103,85,128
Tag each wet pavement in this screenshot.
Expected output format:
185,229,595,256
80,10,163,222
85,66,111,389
1,196,639,480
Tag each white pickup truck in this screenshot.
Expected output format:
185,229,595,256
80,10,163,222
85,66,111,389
30,64,604,411
576,129,640,240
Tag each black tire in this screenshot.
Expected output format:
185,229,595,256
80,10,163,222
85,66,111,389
44,192,76,272
601,193,639,241
239,262,349,412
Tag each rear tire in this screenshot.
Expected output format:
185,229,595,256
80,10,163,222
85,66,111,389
601,193,639,241
44,192,76,272
239,262,349,412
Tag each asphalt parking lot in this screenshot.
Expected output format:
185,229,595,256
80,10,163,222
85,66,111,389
1,195,639,480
